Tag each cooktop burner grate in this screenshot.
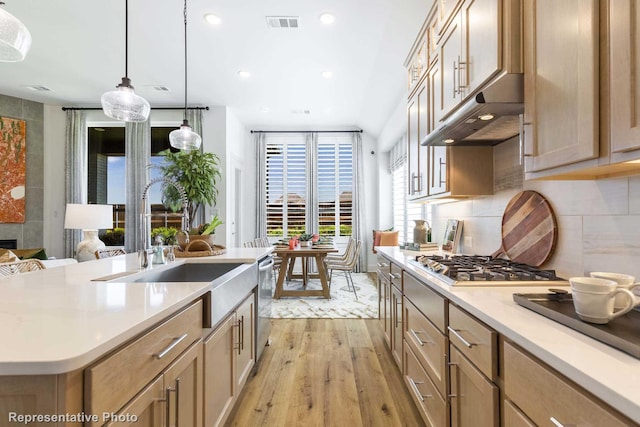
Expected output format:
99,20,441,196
414,254,562,283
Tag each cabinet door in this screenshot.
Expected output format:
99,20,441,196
408,93,420,197
462,0,500,94
450,346,498,427
427,58,443,134
609,0,640,154
523,0,599,173
428,146,448,195
377,272,390,340
164,340,203,427
391,285,403,368
203,316,235,427
439,11,464,119
383,277,392,346
105,376,164,427
235,294,255,390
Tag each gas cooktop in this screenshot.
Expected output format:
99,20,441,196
410,254,568,287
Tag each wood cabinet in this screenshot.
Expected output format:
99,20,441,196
449,345,499,427
428,146,494,199
408,84,428,198
503,340,635,427
391,284,404,368
376,255,391,345
105,375,164,427
448,304,499,427
203,292,255,427
522,0,600,175
85,300,204,427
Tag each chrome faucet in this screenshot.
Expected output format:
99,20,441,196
139,177,189,267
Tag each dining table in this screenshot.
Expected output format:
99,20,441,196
272,245,338,299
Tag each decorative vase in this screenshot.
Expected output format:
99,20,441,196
300,240,310,247
413,220,429,244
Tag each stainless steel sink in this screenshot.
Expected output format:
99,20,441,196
127,263,242,283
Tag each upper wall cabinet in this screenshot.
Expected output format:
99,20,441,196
522,0,600,175
609,0,640,157
524,0,640,180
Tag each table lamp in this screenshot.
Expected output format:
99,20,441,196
64,204,114,262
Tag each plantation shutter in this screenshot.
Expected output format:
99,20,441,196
318,137,353,236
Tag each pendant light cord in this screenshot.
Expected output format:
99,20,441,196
124,0,128,78
183,0,188,122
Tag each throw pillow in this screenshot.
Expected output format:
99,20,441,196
372,228,395,254
0,249,18,263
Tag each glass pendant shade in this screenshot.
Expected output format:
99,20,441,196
101,77,150,122
169,119,202,150
0,5,32,62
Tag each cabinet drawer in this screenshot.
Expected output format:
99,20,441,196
404,272,446,333
390,262,403,291
503,341,634,427
503,399,535,427
85,300,203,418
404,344,448,427
448,304,497,380
404,297,448,398
376,254,390,276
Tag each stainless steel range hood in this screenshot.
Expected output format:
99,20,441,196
421,72,524,146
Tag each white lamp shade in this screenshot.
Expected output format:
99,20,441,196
0,6,31,62
101,84,150,123
169,121,202,150
64,204,114,230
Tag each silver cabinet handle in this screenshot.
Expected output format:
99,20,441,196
408,378,432,402
395,300,402,327
438,158,446,186
376,262,388,268
550,417,577,427
456,55,467,93
519,113,534,163
410,329,432,346
452,59,457,97
165,386,177,427
447,326,475,348
155,333,188,359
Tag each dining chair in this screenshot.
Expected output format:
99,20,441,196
325,237,355,263
95,248,127,259
0,259,46,276
325,240,362,299
243,241,256,248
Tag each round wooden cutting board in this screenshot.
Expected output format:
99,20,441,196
494,190,558,267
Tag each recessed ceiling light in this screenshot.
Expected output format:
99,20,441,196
324,107,333,114
321,71,333,79
237,71,251,79
478,113,495,121
319,13,335,25
204,13,221,25
443,138,455,144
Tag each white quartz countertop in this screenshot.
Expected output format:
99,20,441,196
0,248,272,375
377,246,640,424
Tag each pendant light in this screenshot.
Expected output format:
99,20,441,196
101,0,150,122
169,0,202,150
0,2,31,62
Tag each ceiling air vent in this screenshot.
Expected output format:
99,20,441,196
266,16,300,29
152,86,170,92
26,85,51,92
291,109,311,115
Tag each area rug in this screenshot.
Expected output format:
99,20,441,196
271,273,378,319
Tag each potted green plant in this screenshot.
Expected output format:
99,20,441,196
177,215,224,250
152,148,221,229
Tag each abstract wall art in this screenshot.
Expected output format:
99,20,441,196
0,117,26,223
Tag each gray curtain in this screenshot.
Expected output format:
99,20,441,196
352,132,366,272
305,132,319,235
64,110,87,258
125,121,151,253
255,132,267,239
186,109,205,227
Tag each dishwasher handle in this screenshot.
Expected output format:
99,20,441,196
259,257,274,271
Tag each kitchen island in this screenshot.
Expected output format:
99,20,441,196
0,248,271,426
377,246,640,425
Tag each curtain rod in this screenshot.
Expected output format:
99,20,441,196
250,129,362,134
61,106,209,111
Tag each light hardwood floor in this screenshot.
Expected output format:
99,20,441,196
225,318,424,426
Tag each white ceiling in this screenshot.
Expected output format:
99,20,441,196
0,0,432,138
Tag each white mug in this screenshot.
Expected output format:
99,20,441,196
589,272,640,309
569,277,636,324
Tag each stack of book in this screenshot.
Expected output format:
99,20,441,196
402,242,439,251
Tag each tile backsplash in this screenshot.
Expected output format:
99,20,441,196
431,138,640,279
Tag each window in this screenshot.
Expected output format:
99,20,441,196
264,134,353,237
390,136,426,243
87,126,179,233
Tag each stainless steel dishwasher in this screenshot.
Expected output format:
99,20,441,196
256,255,273,360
